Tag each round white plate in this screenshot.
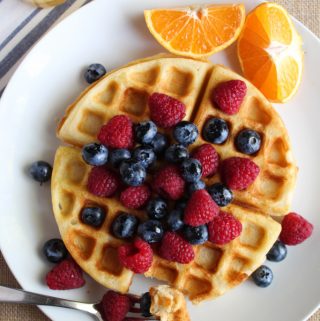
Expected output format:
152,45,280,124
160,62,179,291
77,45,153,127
0,0,319,320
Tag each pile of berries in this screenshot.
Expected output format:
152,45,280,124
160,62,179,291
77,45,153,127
80,83,265,273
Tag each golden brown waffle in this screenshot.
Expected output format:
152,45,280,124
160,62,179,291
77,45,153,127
52,145,280,303
57,56,297,216
57,55,211,147
52,55,294,303
149,285,190,321
192,64,298,216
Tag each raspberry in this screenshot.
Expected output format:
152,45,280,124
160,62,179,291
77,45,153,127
220,157,260,190
211,80,247,115
100,290,132,321
118,238,153,273
87,166,120,197
279,212,313,245
45,259,85,290
184,189,219,226
98,115,134,149
192,143,219,177
159,232,195,264
120,185,151,209
208,211,242,245
153,165,185,200
148,93,186,128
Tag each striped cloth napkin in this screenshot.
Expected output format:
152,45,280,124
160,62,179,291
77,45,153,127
0,0,92,97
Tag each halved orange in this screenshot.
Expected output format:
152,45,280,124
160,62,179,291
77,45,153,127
237,3,304,103
144,4,245,58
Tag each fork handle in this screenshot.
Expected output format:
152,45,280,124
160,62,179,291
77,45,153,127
0,285,97,314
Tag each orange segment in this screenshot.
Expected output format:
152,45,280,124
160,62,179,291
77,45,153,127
145,4,245,58
237,3,303,103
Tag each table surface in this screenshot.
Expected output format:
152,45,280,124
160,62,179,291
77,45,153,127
0,0,319,320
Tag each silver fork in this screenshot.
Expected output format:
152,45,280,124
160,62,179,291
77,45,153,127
0,285,159,321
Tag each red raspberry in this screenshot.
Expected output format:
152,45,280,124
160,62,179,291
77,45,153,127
118,238,153,273
120,185,151,209
159,232,195,264
208,211,242,245
153,165,185,200
98,115,134,149
46,259,85,290
279,212,313,245
220,157,260,190
148,93,186,128
211,80,247,115
100,290,132,321
87,166,120,197
192,143,219,177
184,189,219,226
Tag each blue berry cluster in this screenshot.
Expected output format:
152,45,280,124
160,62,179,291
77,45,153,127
202,117,261,155
81,119,168,187
106,119,235,245
252,240,288,288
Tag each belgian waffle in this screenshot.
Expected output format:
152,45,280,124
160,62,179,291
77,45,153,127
56,56,297,216
52,145,280,303
52,55,293,303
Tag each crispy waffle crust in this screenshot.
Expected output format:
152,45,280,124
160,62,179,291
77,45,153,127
52,55,294,303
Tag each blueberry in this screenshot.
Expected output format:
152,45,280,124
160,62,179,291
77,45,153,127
80,206,106,227
133,146,156,168
182,225,208,245
140,292,152,317
267,240,287,262
166,209,184,231
82,143,108,166
109,149,131,168
187,180,205,195
120,160,146,186
134,121,157,144
165,144,189,163
207,183,233,207
181,158,202,183
29,161,52,184
252,265,273,288
138,220,164,243
84,63,106,84
203,118,229,144
236,129,261,155
112,213,138,239
173,121,199,146
148,133,169,155
43,238,68,263
146,198,168,220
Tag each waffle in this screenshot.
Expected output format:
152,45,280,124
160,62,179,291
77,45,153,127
149,285,190,321
52,55,292,302
56,55,297,216
52,145,280,302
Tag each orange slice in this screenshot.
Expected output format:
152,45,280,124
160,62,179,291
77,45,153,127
237,3,304,103
144,4,245,58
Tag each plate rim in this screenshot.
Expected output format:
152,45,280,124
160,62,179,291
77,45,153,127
0,1,320,321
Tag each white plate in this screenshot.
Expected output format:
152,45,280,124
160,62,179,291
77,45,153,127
0,0,320,320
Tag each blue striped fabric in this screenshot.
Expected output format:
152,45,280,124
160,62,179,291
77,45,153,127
0,0,92,97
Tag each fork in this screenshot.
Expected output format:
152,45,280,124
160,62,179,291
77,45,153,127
0,285,159,321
